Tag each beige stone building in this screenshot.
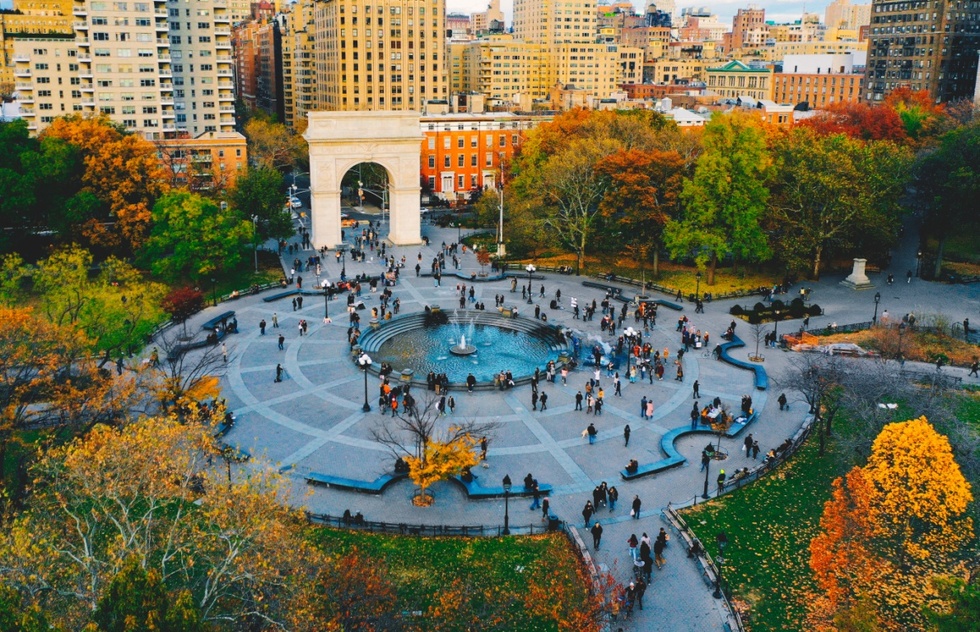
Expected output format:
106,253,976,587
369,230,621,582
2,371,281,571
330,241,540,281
311,0,449,112
706,60,773,101
1,0,73,88
12,36,81,133
281,0,315,129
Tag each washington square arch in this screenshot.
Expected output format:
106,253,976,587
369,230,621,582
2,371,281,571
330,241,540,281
304,111,423,248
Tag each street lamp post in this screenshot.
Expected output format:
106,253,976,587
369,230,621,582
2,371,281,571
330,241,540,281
210,277,217,307
502,474,512,535
695,271,702,302
323,282,331,322
358,352,372,412
873,291,881,325
916,250,923,278
251,215,259,274
713,531,728,599
497,153,506,257
623,327,636,374
526,264,536,305
702,456,711,500
773,309,782,346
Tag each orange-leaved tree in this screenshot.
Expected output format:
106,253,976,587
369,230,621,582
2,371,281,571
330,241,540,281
41,115,169,253
808,416,974,631
406,431,480,503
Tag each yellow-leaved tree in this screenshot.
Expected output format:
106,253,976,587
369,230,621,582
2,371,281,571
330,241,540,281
808,416,974,631
406,431,480,505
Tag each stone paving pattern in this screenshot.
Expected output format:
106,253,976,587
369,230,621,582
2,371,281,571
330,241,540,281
179,213,978,632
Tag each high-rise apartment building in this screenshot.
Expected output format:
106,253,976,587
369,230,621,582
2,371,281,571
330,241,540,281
513,0,597,46
1,0,74,87
311,0,448,112
864,0,980,103
12,36,82,133
71,0,175,139
825,0,872,30
470,0,503,36
281,0,315,128
167,0,236,136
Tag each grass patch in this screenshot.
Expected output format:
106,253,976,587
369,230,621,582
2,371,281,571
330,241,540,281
506,252,776,295
681,433,848,630
306,529,594,628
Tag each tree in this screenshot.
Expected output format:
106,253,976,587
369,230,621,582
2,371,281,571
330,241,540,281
244,118,306,171
310,548,401,631
916,121,980,278
799,100,908,144
925,576,980,631
0,415,326,630
161,287,205,337
92,559,203,632
766,128,911,279
41,116,169,253
406,433,480,503
476,248,491,274
140,190,254,282
597,148,686,278
664,112,771,284
30,245,168,365
808,417,975,630
537,137,618,273
229,166,292,242
149,326,225,414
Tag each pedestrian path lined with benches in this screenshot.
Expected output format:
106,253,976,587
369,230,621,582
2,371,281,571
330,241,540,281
621,411,760,481
718,335,769,390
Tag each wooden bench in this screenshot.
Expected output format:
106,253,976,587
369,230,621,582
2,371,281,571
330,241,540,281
306,471,408,494
620,412,760,481
718,335,769,391
201,310,236,331
451,474,553,499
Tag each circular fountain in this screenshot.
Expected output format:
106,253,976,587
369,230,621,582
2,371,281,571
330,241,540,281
449,334,477,356
356,311,569,384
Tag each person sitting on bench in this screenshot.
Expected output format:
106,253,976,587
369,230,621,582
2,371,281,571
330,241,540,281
625,459,639,474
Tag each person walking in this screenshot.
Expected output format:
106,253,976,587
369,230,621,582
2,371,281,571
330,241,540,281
752,440,760,460
624,424,631,447
608,485,618,511
530,482,541,510
575,391,583,411
700,449,710,472
591,521,603,550
541,496,550,521
692,379,700,398
259,319,267,335
272,312,279,328
631,495,642,520
582,501,594,527
778,392,788,410
628,533,639,561
587,423,598,445
640,396,648,419
539,392,548,411
645,399,654,419
654,537,666,570
970,359,979,377
614,374,622,396
634,577,647,610
717,469,726,494
275,364,284,383
691,403,700,429
744,433,754,456
531,391,539,411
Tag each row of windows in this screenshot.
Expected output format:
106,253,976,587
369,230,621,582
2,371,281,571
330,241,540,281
90,2,152,11
427,154,502,168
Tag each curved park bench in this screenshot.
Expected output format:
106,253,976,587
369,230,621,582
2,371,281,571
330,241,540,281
201,310,235,331
306,471,408,494
580,281,684,312
620,411,760,481
718,335,768,391
451,473,553,499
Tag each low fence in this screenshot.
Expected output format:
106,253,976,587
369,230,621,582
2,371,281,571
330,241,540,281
305,511,564,537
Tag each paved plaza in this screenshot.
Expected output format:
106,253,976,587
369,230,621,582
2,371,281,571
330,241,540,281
195,214,979,631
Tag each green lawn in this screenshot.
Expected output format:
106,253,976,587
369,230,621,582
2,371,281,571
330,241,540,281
682,433,847,630
306,529,595,630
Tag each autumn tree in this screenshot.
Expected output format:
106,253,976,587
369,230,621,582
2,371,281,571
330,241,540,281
799,100,908,144
664,112,771,284
597,148,686,279
244,117,307,171
808,417,974,630
766,128,911,279
147,326,225,414
406,433,480,503
162,286,205,337
41,115,169,253
91,559,204,632
140,190,254,282
0,415,326,630
309,548,401,631
883,87,950,142
0,307,131,500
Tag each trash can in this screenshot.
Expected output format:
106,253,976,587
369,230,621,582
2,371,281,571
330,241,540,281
547,514,561,532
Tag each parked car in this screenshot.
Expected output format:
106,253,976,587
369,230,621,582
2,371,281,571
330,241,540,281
290,197,302,209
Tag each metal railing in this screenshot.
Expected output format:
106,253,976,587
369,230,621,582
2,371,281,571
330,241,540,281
305,511,563,537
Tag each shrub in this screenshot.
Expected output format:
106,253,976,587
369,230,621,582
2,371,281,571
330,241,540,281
807,304,822,316
753,302,767,313
730,305,745,316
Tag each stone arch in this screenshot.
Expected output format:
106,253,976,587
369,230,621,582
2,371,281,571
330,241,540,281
304,111,422,248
